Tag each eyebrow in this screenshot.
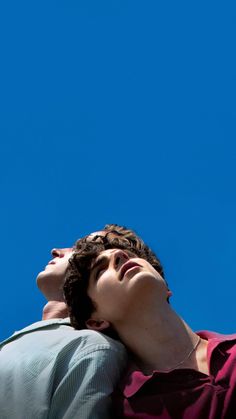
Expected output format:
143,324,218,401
91,255,108,276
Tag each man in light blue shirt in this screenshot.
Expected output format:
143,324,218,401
0,246,127,419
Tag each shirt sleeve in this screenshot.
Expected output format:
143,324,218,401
49,345,127,419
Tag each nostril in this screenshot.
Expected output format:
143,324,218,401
51,248,60,258
115,256,120,268
115,251,129,268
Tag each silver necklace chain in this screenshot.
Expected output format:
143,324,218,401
163,335,201,372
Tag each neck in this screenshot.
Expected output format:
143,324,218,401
117,304,207,374
42,300,69,320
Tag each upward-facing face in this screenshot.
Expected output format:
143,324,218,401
87,248,168,326
36,228,121,301
37,247,74,300
36,229,116,301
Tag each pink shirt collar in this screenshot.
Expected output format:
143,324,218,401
120,331,236,398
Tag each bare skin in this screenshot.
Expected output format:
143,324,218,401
42,301,68,320
122,311,209,376
38,230,109,320
37,247,73,320
86,248,209,376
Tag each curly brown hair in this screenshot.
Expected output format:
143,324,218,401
64,224,166,335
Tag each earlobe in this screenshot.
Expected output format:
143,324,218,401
86,318,111,331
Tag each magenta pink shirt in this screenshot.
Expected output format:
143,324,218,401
112,331,236,418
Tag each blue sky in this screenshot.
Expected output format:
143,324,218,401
0,1,235,341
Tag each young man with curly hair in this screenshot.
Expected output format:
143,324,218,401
64,227,236,419
0,225,139,419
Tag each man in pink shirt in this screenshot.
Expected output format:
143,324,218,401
64,226,236,419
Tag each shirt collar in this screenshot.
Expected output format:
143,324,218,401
197,330,236,361
120,331,236,398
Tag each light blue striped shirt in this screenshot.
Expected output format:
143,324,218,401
0,318,127,419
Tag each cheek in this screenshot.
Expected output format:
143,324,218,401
96,275,118,299
56,260,70,278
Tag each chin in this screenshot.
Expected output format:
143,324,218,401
36,270,47,289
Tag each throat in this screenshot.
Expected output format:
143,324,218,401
135,336,209,376
42,301,69,320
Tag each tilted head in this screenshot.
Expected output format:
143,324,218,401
64,225,169,335
36,224,154,302
37,247,74,301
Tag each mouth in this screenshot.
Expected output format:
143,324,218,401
47,260,56,266
120,261,141,280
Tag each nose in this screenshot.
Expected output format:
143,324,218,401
113,249,129,270
51,248,64,258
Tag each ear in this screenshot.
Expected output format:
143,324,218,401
86,318,111,331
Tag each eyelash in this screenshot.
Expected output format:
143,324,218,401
95,266,106,280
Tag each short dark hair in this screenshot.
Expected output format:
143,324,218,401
64,224,166,335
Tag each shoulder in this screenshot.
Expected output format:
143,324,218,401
1,319,125,358
67,329,127,362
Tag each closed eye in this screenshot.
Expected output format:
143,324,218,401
92,249,137,281
92,255,109,281
95,267,106,280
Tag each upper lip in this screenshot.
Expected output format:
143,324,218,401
47,260,56,265
119,260,141,280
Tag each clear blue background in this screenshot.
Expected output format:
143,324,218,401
0,1,235,341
